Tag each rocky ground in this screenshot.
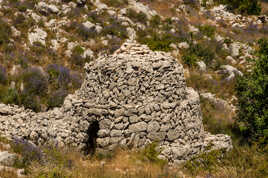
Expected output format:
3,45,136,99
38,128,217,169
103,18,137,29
0,0,267,112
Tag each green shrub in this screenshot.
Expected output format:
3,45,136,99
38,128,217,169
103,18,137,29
184,144,268,177
126,9,147,24
139,142,167,167
101,18,128,39
1,88,20,105
235,39,268,143
0,66,7,84
184,149,222,175
137,32,175,52
22,68,48,96
182,42,215,67
101,0,128,7
182,53,198,67
150,15,161,28
47,90,67,109
0,19,11,45
215,0,261,15
198,25,216,38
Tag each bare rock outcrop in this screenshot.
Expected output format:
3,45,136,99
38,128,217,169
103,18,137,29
0,42,232,164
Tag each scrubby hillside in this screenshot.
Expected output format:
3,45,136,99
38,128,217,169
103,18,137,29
0,0,267,111
0,0,267,177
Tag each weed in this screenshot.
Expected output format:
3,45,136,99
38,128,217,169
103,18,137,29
126,9,147,24
47,89,68,108
182,42,215,66
101,0,128,7
198,24,216,38
0,65,7,84
11,138,43,173
102,18,128,39
138,142,167,168
22,67,48,96
0,19,11,45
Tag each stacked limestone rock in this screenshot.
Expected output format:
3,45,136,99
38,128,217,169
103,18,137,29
0,42,232,164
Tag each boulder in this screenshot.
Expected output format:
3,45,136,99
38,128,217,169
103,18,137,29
0,151,17,167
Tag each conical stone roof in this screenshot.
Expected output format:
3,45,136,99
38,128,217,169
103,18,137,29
0,42,232,164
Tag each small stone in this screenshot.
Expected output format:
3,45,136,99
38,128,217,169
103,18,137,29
147,121,160,132
128,122,147,133
110,130,122,137
196,61,206,72
147,132,166,141
0,151,17,166
178,42,189,49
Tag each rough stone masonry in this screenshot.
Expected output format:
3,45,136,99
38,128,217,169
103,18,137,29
0,41,232,164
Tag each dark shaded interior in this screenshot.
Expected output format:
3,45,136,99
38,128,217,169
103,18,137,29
85,120,99,155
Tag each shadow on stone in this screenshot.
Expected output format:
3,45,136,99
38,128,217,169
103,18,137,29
85,120,99,155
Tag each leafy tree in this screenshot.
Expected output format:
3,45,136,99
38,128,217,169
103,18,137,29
216,0,261,15
235,39,268,143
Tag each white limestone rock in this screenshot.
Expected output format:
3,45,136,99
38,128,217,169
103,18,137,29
28,28,47,46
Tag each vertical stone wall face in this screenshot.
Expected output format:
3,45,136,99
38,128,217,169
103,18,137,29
0,42,232,164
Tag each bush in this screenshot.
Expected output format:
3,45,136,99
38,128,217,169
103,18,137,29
0,65,7,84
101,0,128,7
182,53,198,67
139,142,167,167
102,18,128,39
1,88,20,105
184,144,268,177
235,39,268,143
126,9,147,24
198,25,216,38
182,42,215,67
47,89,68,108
0,19,11,45
215,0,261,15
47,64,72,89
183,0,200,8
75,22,96,40
138,32,176,52
70,46,91,68
11,138,43,172
22,67,48,96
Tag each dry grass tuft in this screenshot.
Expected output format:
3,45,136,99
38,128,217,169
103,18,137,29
0,169,18,178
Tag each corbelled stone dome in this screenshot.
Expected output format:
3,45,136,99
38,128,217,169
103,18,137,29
0,42,232,164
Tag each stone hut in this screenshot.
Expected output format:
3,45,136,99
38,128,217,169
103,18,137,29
0,42,232,164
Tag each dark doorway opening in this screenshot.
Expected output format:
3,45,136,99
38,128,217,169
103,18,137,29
85,120,99,155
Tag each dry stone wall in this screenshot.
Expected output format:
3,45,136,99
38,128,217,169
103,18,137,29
0,42,232,164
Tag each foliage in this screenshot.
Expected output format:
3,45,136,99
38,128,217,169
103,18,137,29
139,142,167,167
101,18,128,39
215,0,261,15
149,15,161,28
0,19,11,45
11,138,43,173
137,31,179,52
76,23,96,40
235,39,268,143
184,144,268,177
0,88,20,105
47,89,68,108
101,0,128,7
198,25,216,38
201,97,235,135
22,68,47,96
182,42,215,67
0,65,7,84
126,9,147,24
183,0,200,8
182,52,198,67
